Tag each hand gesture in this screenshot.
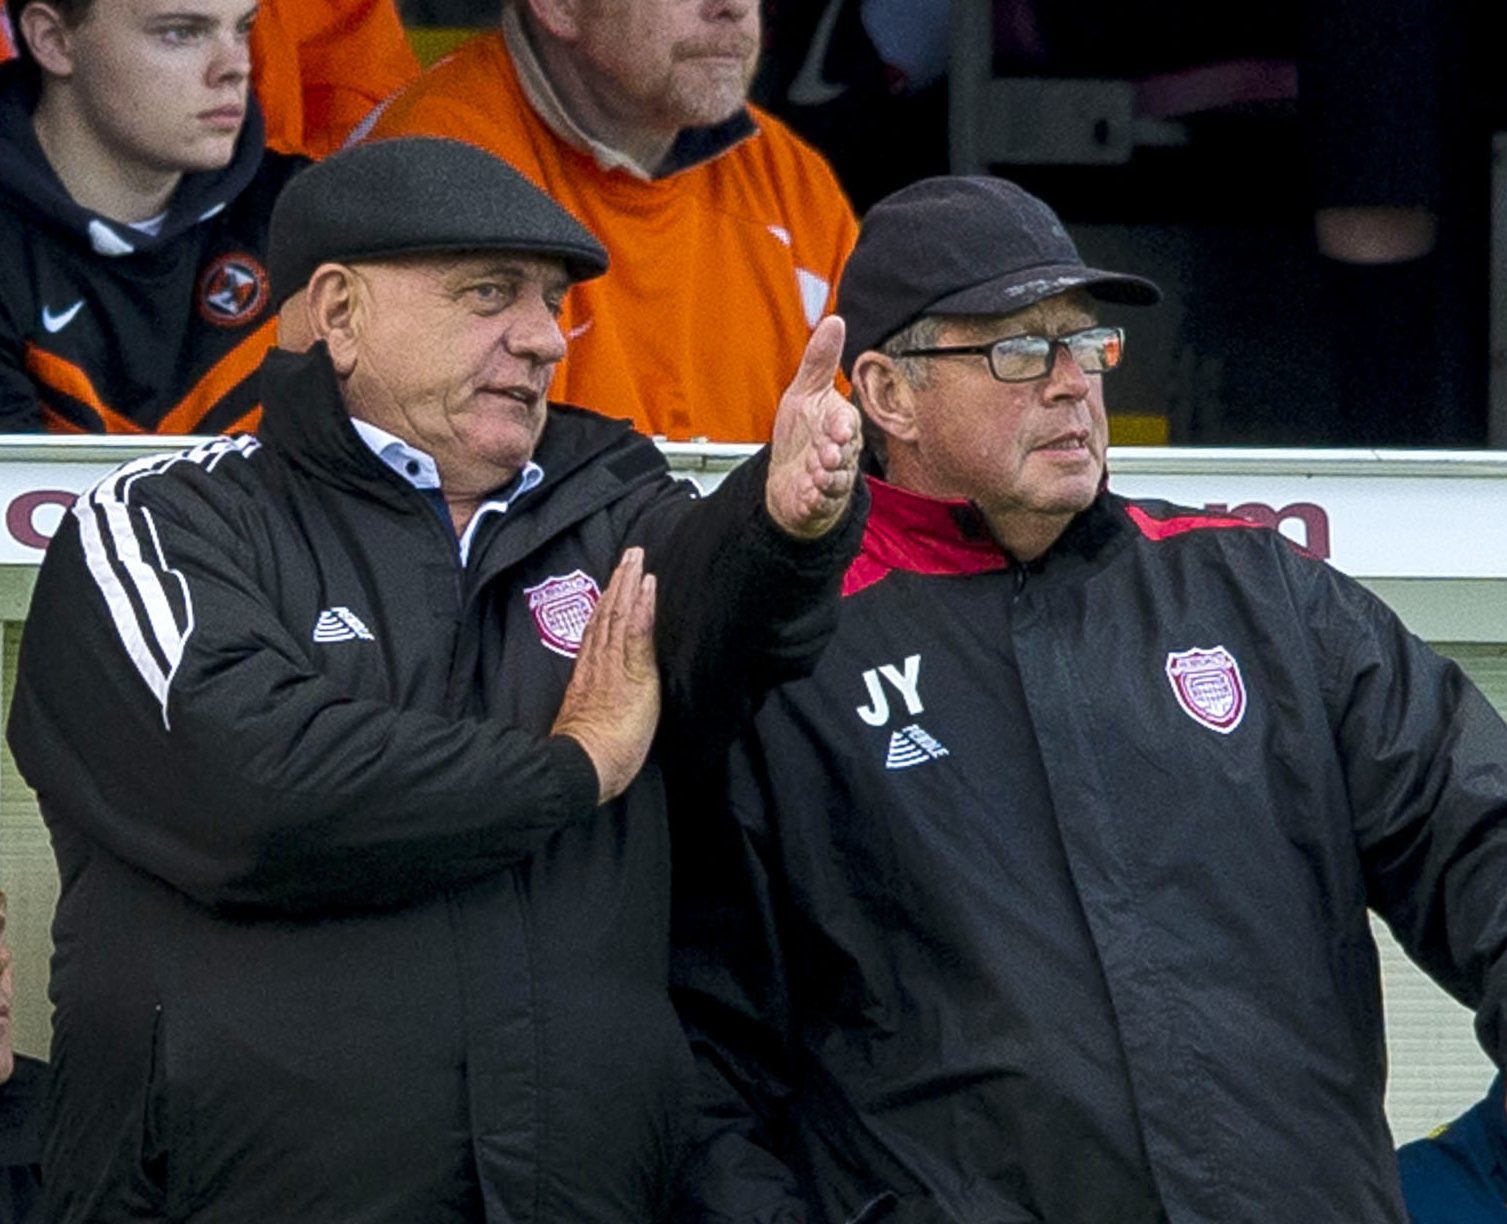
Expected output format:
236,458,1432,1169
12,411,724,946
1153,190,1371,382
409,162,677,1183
550,548,660,804
765,315,862,540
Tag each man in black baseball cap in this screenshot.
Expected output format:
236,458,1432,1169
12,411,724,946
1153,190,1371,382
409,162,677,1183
10,133,867,1223
675,174,1507,1223
835,174,1159,541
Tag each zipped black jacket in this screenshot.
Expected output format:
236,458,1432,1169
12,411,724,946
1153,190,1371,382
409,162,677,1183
7,344,864,1223
673,476,1507,1224
0,62,303,433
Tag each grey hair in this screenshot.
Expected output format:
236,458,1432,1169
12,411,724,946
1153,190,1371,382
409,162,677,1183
853,315,945,476
878,315,944,390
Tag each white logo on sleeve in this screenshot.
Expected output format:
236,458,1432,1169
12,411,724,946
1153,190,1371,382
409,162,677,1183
1165,645,1247,733
41,300,85,334
313,606,375,643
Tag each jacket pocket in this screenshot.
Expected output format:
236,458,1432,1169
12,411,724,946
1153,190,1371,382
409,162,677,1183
137,1002,191,1218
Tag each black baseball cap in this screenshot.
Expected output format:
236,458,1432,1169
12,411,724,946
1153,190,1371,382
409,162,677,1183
268,137,609,306
836,176,1161,373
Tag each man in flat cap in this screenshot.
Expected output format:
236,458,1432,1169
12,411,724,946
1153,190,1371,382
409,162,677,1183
7,136,864,1224
672,175,1507,1222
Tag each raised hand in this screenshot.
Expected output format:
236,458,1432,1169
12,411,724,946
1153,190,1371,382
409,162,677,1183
550,548,660,804
765,315,863,541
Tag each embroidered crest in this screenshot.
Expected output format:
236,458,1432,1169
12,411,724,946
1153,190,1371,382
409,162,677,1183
1165,646,1247,734
197,252,269,328
525,570,601,658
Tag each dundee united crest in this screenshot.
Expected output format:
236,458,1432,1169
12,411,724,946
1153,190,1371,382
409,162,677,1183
1165,646,1247,734
197,252,270,327
526,570,601,658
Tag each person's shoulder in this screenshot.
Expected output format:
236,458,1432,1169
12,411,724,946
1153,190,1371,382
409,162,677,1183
739,103,852,196
536,404,679,495
415,29,511,85
706,103,856,252
541,402,661,461
369,32,519,142
1400,1083,1505,1162
1107,491,1338,587
1398,1103,1507,1224
1110,494,1291,550
75,436,269,531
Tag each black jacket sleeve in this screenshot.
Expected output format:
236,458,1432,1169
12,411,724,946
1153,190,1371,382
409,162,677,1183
642,448,869,776
7,469,601,916
1309,557,1507,1063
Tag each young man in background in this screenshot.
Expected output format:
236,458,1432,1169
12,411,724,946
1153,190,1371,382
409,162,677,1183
0,0,306,433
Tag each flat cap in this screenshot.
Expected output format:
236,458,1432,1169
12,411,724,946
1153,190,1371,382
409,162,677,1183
836,176,1161,373
268,137,609,304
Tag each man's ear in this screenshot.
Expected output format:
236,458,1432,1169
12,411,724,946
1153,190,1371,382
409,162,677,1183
522,0,580,41
304,264,364,376
19,3,77,77
851,351,920,447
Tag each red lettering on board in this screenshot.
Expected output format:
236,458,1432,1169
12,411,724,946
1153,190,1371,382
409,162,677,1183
7,489,77,551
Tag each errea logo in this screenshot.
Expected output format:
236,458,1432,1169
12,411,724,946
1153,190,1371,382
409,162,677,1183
885,725,950,770
312,606,375,643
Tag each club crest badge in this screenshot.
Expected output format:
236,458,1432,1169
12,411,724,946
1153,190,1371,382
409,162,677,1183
525,570,601,658
197,252,269,328
1165,646,1247,734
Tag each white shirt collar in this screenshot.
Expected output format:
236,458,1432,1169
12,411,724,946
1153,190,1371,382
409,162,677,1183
351,418,442,488
350,418,544,563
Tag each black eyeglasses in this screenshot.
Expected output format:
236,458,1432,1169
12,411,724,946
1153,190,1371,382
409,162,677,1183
894,326,1125,383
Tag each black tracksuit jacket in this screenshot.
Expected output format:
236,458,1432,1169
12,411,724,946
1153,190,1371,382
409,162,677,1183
0,63,303,433
6,344,863,1222
673,475,1507,1224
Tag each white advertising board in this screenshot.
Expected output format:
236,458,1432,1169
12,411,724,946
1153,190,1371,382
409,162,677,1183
0,440,1504,582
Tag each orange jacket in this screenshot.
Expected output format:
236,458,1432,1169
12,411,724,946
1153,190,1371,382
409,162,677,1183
249,0,419,157
370,33,858,443
0,0,418,158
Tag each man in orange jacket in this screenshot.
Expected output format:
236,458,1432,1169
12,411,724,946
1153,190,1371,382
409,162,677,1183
369,0,859,443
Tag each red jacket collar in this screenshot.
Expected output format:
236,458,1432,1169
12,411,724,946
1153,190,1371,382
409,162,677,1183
844,477,1009,596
